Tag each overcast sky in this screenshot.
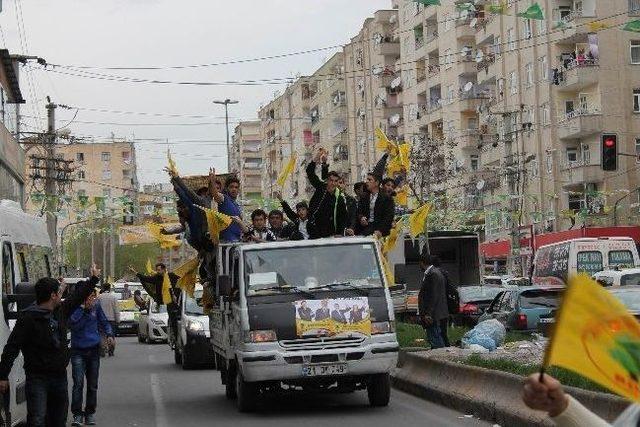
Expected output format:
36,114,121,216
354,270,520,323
0,0,390,186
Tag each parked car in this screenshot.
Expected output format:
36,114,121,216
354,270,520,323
479,286,564,331
454,285,505,326
593,268,640,287
113,282,146,300
138,302,169,343
117,299,140,336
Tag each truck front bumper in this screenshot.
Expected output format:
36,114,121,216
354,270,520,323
237,336,399,383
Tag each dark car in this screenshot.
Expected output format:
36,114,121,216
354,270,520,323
453,285,504,326
479,286,564,331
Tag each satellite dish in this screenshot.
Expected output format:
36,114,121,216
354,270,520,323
476,180,486,190
460,10,469,20
470,17,478,28
464,82,474,92
475,50,484,63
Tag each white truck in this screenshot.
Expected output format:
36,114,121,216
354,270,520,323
208,237,399,412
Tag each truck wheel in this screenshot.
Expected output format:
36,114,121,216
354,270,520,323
225,365,237,400
174,345,182,365
137,332,143,343
367,373,391,407
236,370,257,412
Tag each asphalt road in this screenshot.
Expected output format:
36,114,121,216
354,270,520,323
88,337,491,427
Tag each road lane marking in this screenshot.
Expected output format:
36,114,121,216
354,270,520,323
150,373,169,427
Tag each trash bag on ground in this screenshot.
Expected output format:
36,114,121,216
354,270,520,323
461,319,506,351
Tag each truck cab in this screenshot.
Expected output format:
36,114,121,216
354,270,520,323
209,237,399,412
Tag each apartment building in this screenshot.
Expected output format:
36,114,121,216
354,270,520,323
232,121,262,206
0,50,25,207
344,9,402,184
397,0,640,239
140,182,176,222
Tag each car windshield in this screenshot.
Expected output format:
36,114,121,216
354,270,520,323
185,290,204,315
519,290,563,309
612,290,640,311
244,243,383,295
150,303,167,314
459,286,503,302
621,273,640,287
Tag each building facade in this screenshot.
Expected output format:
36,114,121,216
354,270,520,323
232,121,262,208
0,50,25,207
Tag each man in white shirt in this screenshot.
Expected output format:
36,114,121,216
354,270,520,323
97,283,120,357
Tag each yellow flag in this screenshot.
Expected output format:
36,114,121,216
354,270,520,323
544,274,640,402
394,185,409,207
167,149,178,176
174,257,199,297
276,154,297,187
587,21,608,32
147,223,181,249
145,258,154,274
197,206,232,244
381,254,395,287
162,271,172,305
382,222,401,255
106,276,114,284
408,203,432,237
375,128,398,157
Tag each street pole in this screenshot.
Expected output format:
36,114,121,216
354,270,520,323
213,99,239,173
109,222,115,278
45,100,58,262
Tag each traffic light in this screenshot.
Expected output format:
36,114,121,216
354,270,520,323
601,133,618,171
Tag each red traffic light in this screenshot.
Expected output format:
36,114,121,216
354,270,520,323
604,138,616,148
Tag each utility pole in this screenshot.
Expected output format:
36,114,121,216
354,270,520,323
213,99,239,173
109,222,115,278
45,99,58,261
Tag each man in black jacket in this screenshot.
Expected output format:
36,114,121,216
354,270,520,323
418,254,449,349
357,173,395,237
275,192,310,240
0,264,100,427
306,149,348,238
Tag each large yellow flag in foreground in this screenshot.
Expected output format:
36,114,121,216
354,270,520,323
544,274,640,402
161,272,172,305
197,206,232,244
408,203,432,237
276,154,297,187
174,257,199,297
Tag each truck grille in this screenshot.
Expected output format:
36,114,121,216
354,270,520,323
279,336,365,351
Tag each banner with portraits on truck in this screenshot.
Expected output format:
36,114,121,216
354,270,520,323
293,297,371,337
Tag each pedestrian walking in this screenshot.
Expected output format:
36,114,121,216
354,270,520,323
69,290,114,426
417,254,449,349
120,283,132,300
97,283,120,357
0,264,100,427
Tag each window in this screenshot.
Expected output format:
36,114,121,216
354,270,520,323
523,19,532,39
537,18,547,35
470,154,479,171
525,63,533,86
493,36,501,55
568,192,585,211
546,153,553,173
467,117,478,130
541,103,550,125
446,84,454,101
2,242,15,296
540,56,548,80
77,171,85,179
565,100,575,114
609,250,635,269
497,79,505,100
635,89,640,112
122,151,131,163
631,0,640,15
636,138,640,162
444,13,452,32
566,147,578,163
101,152,111,162
507,28,515,51
577,251,603,275
631,41,640,64
122,169,132,179
76,152,84,162
102,170,112,180
509,71,518,94
530,159,539,178
579,93,589,111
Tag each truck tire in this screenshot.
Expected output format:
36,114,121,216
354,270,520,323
235,370,257,412
367,373,391,407
174,345,182,365
225,364,237,400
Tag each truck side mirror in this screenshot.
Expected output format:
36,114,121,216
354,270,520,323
218,275,232,297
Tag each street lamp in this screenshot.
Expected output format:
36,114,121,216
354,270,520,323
213,99,239,173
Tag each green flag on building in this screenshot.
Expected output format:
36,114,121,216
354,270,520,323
413,0,441,6
516,3,544,20
623,20,640,33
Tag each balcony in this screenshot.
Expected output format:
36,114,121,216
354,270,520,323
425,31,438,51
554,9,597,42
559,157,601,186
458,87,492,111
376,41,400,58
415,38,426,58
427,64,440,78
458,132,479,150
557,108,602,139
555,60,599,92
476,53,496,72
456,18,476,39
459,57,478,76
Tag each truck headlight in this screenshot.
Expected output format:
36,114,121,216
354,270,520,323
245,330,277,343
371,321,395,335
186,320,204,333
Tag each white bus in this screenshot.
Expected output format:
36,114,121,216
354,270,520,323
0,199,54,425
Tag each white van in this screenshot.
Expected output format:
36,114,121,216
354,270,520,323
533,237,640,286
0,200,54,425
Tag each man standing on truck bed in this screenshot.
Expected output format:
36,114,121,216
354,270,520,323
0,264,100,427
306,148,348,238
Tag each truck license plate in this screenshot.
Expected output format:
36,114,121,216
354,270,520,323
302,364,348,377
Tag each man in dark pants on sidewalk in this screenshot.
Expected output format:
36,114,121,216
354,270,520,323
418,254,449,349
69,289,114,426
0,264,100,427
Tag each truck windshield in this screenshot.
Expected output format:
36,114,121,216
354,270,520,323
244,243,383,296
185,290,204,315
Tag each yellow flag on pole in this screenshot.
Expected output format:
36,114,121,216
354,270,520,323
276,153,297,187
145,258,154,274
162,272,172,305
197,206,232,244
375,128,398,157
174,257,199,297
544,274,640,402
167,149,178,176
394,185,409,207
382,222,401,255
147,223,181,249
408,203,432,237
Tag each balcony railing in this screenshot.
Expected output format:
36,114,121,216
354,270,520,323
415,37,425,50
428,64,440,77
564,57,599,71
476,53,496,71
561,106,601,122
561,157,592,170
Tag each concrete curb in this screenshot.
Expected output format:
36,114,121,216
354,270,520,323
391,351,630,426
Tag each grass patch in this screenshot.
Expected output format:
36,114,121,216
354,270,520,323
464,354,608,394
396,322,534,349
